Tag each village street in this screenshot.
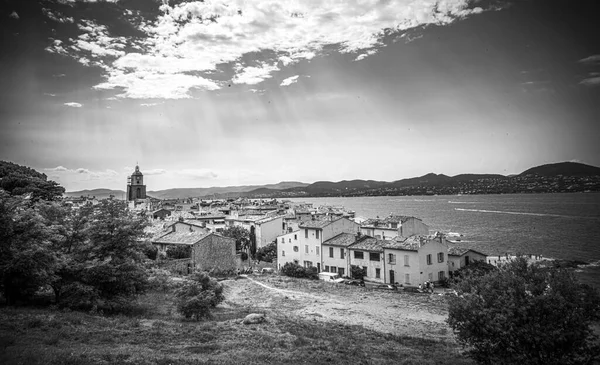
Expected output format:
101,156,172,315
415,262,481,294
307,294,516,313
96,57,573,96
220,275,453,341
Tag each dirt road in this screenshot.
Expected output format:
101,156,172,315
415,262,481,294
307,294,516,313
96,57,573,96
221,275,453,340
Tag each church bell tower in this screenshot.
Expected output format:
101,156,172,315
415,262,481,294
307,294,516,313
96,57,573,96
126,165,147,201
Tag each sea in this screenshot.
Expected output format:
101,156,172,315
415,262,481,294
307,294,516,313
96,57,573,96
288,193,600,288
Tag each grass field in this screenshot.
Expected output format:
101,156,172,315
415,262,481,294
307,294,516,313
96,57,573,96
0,276,473,365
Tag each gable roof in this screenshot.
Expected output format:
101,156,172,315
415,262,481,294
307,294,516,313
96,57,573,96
383,235,425,251
348,236,389,252
152,231,208,245
322,233,359,247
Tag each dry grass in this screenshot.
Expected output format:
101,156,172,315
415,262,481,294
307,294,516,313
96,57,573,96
0,277,472,365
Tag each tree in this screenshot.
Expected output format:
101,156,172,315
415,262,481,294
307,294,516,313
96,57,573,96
351,265,366,280
249,225,257,258
450,259,496,283
221,226,250,252
281,262,318,280
0,161,64,201
166,245,191,259
0,192,59,304
447,256,600,365
175,272,225,320
255,241,276,263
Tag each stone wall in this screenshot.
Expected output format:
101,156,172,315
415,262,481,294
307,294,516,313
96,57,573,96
192,234,238,272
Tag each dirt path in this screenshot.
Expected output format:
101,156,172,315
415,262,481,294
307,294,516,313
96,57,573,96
221,276,452,340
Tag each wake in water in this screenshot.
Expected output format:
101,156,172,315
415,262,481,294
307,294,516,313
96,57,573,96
448,201,479,204
454,208,596,219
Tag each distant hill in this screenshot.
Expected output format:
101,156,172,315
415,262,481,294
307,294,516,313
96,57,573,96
65,161,600,199
64,189,126,200
519,162,600,177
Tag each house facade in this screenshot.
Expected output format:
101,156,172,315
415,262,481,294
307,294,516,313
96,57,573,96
448,247,488,274
276,217,359,272
348,236,388,283
191,233,238,272
384,235,449,286
321,232,359,277
360,215,429,240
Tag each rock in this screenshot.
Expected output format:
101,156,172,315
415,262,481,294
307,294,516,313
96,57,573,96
242,313,266,325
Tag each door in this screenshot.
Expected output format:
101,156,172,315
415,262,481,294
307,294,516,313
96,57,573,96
317,263,321,272
465,256,470,266
389,270,395,284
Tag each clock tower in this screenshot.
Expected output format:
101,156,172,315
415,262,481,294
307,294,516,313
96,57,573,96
126,165,147,201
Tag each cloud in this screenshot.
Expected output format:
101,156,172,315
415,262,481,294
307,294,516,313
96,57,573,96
579,55,600,65
64,102,83,108
579,77,600,86
140,102,163,107
355,49,378,61
46,0,496,99
280,75,299,86
9,11,19,20
144,169,167,175
177,169,218,180
42,8,74,23
44,166,69,172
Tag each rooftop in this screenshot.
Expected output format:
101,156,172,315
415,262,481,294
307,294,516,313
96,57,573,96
384,235,426,251
448,247,487,257
299,219,334,229
152,231,207,245
349,236,390,252
323,233,359,247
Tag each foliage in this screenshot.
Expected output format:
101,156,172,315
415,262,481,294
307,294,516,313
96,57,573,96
175,272,224,320
221,225,250,252
447,256,600,365
0,161,64,201
281,262,318,280
350,265,366,280
166,245,191,259
450,259,496,283
0,192,59,304
255,241,276,263
240,252,248,261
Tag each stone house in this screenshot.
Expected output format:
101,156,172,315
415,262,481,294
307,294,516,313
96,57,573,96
348,236,389,283
448,247,488,275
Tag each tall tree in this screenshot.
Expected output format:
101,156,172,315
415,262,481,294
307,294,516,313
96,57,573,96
447,257,600,365
221,226,250,252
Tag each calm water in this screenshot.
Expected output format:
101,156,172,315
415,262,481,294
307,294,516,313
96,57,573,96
288,193,600,286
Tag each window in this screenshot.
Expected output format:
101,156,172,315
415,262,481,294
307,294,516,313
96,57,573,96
338,268,345,277
391,222,398,229
340,248,345,259
331,266,337,273
375,268,381,279
427,254,432,265
354,251,364,260
293,246,299,252
316,229,320,239
363,266,368,276
369,252,380,261
305,229,308,238
294,234,297,240
316,246,320,255
304,261,313,268
329,247,334,258
282,250,285,257
404,255,410,267
288,238,291,243
324,265,329,272
438,271,445,280
388,254,396,264
281,237,285,243
404,273,411,284
438,252,444,263
305,245,309,254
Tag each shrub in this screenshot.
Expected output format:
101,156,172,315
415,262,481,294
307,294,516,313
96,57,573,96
175,272,224,320
256,241,276,263
350,265,366,280
281,263,318,280
147,268,175,292
447,256,600,364
240,252,248,261
166,245,191,259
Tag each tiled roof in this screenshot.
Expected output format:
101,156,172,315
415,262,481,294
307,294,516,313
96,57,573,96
152,231,207,245
383,235,426,251
299,219,333,229
194,214,226,220
348,236,389,252
323,233,359,247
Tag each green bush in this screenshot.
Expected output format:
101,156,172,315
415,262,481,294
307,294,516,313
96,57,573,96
256,241,276,263
447,256,600,364
350,265,366,280
175,272,224,320
281,262,318,280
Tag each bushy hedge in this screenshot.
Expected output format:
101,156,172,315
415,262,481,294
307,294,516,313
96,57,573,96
281,262,318,280
175,272,224,320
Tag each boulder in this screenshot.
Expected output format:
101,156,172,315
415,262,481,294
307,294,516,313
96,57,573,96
242,313,266,325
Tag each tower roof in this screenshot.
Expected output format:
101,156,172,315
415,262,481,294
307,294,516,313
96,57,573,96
132,165,143,176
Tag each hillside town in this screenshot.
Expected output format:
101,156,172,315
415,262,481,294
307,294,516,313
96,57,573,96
60,165,496,288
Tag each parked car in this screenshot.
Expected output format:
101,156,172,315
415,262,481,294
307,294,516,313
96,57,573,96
318,272,345,283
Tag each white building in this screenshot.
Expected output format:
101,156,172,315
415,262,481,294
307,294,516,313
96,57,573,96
360,215,429,240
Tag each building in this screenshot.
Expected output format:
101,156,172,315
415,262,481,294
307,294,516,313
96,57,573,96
360,215,429,240
321,232,361,277
152,208,172,220
276,217,359,272
192,213,227,233
226,214,284,249
348,236,388,283
167,220,210,234
127,165,147,201
448,247,488,274
383,235,449,286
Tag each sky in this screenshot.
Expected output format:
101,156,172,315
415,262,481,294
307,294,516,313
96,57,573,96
0,0,599,192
